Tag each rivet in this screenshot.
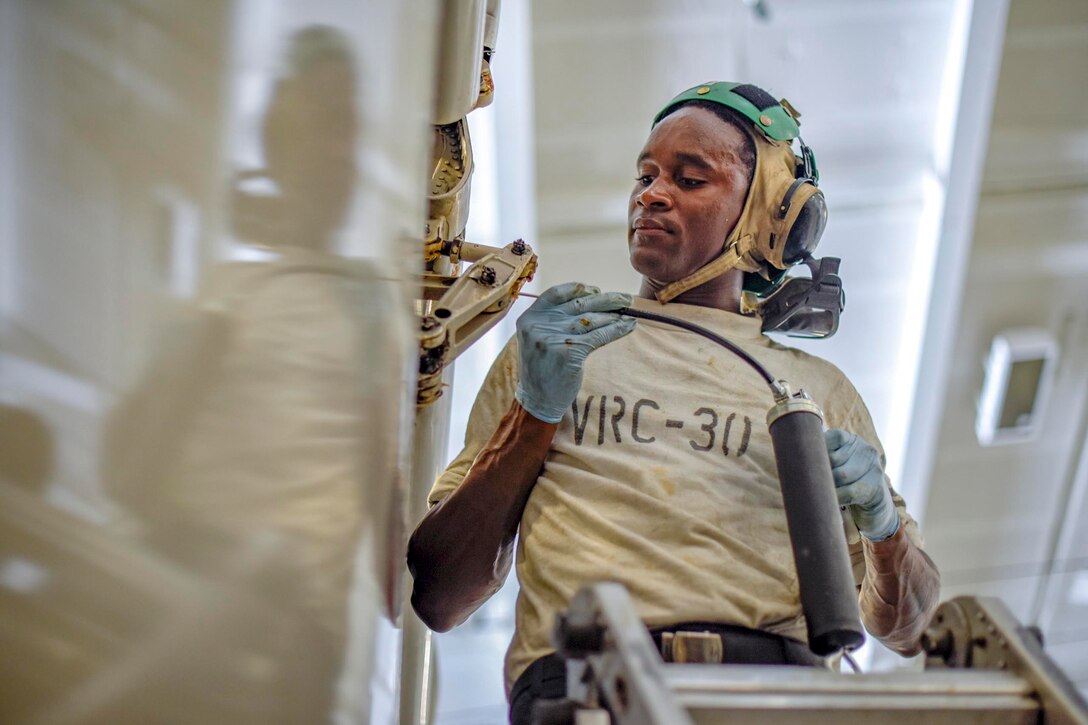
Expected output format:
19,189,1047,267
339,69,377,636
696,86,711,95
760,114,773,126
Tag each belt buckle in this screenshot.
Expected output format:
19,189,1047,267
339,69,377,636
660,631,723,664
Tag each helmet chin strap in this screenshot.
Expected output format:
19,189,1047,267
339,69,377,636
654,233,763,303
653,122,770,304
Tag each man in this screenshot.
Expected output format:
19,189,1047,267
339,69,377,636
407,82,940,724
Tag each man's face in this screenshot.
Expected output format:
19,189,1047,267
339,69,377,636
628,106,751,284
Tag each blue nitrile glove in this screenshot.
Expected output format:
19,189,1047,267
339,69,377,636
825,428,901,542
514,282,636,423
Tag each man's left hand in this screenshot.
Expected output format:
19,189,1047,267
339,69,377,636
825,429,900,542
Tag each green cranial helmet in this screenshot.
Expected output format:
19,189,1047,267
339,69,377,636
654,81,801,145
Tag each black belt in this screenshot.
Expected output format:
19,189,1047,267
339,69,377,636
509,622,822,724
649,621,825,667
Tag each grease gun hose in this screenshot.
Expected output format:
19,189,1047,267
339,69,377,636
617,307,778,389
515,292,779,390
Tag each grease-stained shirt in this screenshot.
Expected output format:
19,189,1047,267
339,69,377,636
427,295,924,696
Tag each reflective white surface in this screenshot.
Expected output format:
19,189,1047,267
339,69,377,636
0,1,436,722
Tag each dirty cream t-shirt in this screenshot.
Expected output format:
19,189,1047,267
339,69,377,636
428,296,923,696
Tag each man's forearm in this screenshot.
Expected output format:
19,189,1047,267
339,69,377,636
407,401,557,632
859,526,941,656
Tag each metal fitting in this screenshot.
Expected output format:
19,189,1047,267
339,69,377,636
554,610,605,659
921,627,954,660
766,380,824,427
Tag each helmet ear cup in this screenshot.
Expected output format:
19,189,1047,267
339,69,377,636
779,184,827,264
758,175,825,271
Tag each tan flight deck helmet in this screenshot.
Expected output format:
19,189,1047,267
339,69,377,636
650,82,828,305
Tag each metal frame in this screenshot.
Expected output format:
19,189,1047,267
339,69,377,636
549,583,1088,725
924,596,1088,725
417,238,536,405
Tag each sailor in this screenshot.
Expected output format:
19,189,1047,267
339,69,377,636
407,81,940,724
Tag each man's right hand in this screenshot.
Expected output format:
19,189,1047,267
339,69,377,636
514,283,635,423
